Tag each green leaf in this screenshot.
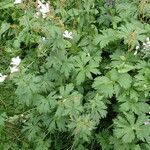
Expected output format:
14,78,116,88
0,22,10,38
36,95,50,114
120,101,149,115
114,113,150,143
0,0,14,10
76,71,86,85
117,73,132,89
93,76,114,97
86,94,107,123
59,83,74,97
118,64,135,73
93,29,118,48
0,113,7,127
35,139,50,150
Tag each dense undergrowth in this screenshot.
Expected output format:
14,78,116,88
0,0,150,149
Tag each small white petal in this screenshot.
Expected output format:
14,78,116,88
143,42,146,46
21,114,24,117
0,73,7,82
144,122,150,125
35,12,41,18
10,66,19,73
135,46,139,50
63,30,73,39
37,0,43,8
134,50,138,55
42,37,46,40
11,56,21,67
14,0,22,4
39,3,50,14
146,37,149,42
23,119,26,123
147,41,150,45
42,13,47,18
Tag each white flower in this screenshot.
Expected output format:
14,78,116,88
39,3,50,14
0,73,7,83
144,119,150,125
147,41,150,46
144,121,150,125
37,0,50,17
37,0,43,8
35,12,41,18
42,37,46,41
11,56,21,67
20,114,24,117
36,0,50,18
146,37,149,42
134,50,138,55
42,13,47,19
136,46,139,50
63,30,73,39
14,0,22,4
10,56,21,74
10,66,19,73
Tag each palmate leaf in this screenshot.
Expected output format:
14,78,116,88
96,130,112,150
35,95,51,114
93,29,118,48
55,84,83,118
110,51,136,73
74,52,100,85
22,122,41,141
35,139,50,150
93,69,132,97
76,71,86,85
86,94,107,123
114,114,135,143
134,72,150,97
108,69,132,89
0,22,10,38
109,136,142,150
68,115,96,142
117,22,146,49
60,56,75,78
59,83,74,97
117,63,135,73
117,73,132,89
15,74,42,106
120,101,149,115
93,76,114,97
116,2,137,20
114,113,150,143
34,92,57,113
135,115,150,144
55,93,83,117
55,117,67,132
46,52,75,78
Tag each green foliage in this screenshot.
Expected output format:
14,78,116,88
0,0,150,149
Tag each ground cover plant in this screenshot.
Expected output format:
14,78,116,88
0,0,150,149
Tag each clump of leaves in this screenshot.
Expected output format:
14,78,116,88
0,0,150,149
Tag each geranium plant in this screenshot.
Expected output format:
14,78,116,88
0,0,150,149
